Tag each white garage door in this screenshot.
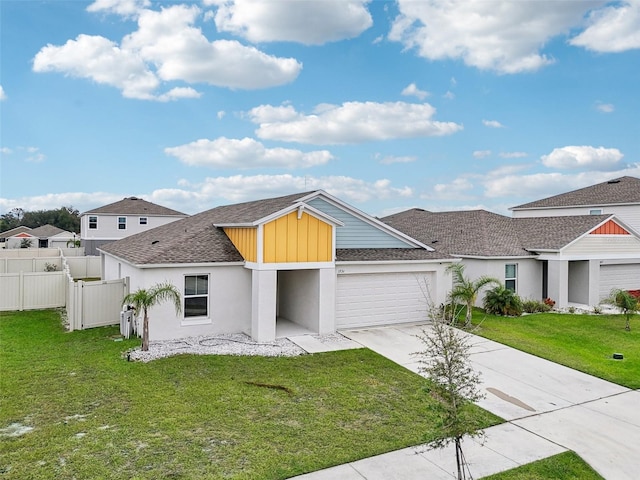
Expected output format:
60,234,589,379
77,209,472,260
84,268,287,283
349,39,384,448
336,272,432,328
599,264,640,300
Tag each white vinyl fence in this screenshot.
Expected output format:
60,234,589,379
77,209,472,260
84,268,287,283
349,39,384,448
0,271,66,311
0,248,128,331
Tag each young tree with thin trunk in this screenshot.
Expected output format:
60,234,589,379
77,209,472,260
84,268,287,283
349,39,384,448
122,282,182,351
447,263,500,327
417,302,485,480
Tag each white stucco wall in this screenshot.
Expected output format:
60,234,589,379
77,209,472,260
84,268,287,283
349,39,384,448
102,254,251,341
460,258,542,304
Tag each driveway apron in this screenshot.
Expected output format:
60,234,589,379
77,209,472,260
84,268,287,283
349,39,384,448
334,323,637,480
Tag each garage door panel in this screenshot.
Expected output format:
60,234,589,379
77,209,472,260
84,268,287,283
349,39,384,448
336,272,432,328
599,264,640,300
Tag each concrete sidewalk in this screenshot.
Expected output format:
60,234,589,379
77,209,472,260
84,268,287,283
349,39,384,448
290,323,638,479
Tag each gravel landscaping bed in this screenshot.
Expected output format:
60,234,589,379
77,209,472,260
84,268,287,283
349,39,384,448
126,333,307,362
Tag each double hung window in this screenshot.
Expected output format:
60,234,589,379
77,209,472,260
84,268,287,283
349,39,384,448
185,275,208,318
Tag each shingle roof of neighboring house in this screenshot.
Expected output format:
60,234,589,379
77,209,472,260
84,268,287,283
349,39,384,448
83,197,187,216
511,176,640,210
383,209,530,257
0,226,32,237
382,209,614,256
513,215,611,251
28,225,70,237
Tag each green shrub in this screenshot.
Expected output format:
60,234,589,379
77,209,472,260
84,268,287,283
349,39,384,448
484,286,523,316
522,299,551,313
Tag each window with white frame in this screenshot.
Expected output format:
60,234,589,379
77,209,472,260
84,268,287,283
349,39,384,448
89,216,98,229
589,209,602,215
118,217,126,230
505,264,517,292
139,217,148,225
184,275,208,318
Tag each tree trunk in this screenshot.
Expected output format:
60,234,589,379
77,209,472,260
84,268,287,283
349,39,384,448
455,437,463,480
142,309,149,351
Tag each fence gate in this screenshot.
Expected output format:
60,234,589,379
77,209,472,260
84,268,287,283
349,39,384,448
70,278,129,330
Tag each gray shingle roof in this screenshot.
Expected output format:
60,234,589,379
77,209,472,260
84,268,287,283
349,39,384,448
83,197,187,216
512,176,640,210
100,191,444,265
29,225,70,237
382,209,613,256
99,192,314,264
383,209,530,257
99,209,244,265
0,226,32,237
209,191,315,224
513,215,611,250
336,248,450,262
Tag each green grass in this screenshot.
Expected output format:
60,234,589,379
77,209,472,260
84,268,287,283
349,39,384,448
0,310,500,479
469,310,640,389
482,451,603,479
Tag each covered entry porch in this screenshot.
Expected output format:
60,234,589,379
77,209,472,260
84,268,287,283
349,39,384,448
249,265,336,342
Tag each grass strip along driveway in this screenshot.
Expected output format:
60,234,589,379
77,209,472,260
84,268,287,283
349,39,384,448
1,310,499,480
470,311,640,389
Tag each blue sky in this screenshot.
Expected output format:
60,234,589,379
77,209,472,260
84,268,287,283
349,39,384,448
1,0,639,218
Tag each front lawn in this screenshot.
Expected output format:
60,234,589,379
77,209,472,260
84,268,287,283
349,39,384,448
0,310,500,479
470,310,640,389
482,451,603,480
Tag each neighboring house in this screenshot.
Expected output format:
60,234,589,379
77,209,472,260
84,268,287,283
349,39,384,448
0,226,32,248
5,224,76,249
81,197,188,255
384,208,640,310
511,176,640,233
100,191,453,342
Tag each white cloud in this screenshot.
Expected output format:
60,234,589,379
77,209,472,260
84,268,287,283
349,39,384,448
87,0,149,17
249,101,462,145
1,147,12,155
433,178,474,199
0,192,124,216
217,111,226,119
499,151,528,159
164,137,333,169
33,4,302,100
401,83,429,100
33,34,161,100
443,91,455,100
541,146,624,170
206,0,372,45
151,174,413,212
481,164,640,200
570,0,640,52
483,119,504,128
0,85,6,101
377,154,417,165
595,102,615,113
473,150,491,159
389,0,602,74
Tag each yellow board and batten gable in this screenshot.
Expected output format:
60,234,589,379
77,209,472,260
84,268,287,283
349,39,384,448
223,207,338,264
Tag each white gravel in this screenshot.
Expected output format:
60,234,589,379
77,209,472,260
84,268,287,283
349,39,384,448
126,333,307,362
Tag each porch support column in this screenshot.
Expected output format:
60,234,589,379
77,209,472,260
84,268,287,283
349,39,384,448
317,267,336,335
588,259,601,306
251,268,277,342
547,260,569,308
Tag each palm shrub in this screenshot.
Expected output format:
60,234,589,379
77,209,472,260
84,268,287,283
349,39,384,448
446,263,500,327
610,289,639,331
122,282,182,351
484,285,523,317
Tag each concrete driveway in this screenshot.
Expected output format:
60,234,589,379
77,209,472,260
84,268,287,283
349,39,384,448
335,323,638,480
